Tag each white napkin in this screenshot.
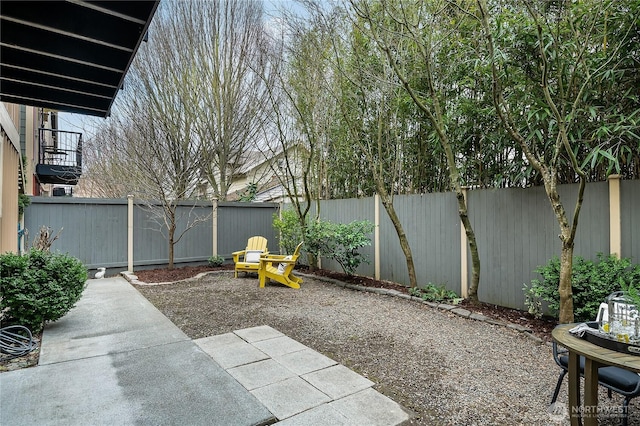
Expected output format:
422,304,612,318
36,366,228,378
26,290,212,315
568,323,594,338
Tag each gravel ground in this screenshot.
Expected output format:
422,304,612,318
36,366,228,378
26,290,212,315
133,271,639,425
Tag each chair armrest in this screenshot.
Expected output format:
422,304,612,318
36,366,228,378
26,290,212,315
260,254,290,261
232,250,246,263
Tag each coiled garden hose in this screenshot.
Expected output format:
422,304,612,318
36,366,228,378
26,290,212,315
0,325,38,360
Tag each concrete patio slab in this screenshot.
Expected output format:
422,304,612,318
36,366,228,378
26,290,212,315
250,376,332,420
0,278,276,426
195,334,269,369
302,364,374,400
235,325,284,343
227,358,296,391
252,335,308,358
274,403,351,425
330,388,411,425
39,278,189,365
273,347,337,375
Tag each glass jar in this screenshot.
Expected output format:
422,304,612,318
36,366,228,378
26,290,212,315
601,291,640,343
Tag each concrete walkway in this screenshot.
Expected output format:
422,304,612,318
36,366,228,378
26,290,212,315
0,277,410,425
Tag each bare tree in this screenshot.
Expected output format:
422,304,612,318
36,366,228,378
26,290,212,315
179,0,271,201
89,1,212,269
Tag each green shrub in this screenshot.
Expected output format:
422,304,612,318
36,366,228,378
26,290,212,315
207,255,225,267
319,220,374,275
523,253,640,321
273,211,374,275
0,249,88,331
273,210,304,255
409,283,459,303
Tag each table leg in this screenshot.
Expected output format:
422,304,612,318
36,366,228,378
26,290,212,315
583,358,601,426
568,351,582,426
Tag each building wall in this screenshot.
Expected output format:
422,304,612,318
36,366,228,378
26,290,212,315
0,102,22,253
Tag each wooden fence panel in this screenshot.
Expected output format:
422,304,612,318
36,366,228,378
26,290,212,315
24,197,128,269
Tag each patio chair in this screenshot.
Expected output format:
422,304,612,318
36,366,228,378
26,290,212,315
258,242,303,289
550,317,640,426
232,236,268,278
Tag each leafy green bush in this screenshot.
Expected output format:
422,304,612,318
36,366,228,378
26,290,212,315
0,249,88,331
207,255,225,267
273,210,304,255
318,220,375,275
523,253,640,321
273,211,374,275
409,284,459,303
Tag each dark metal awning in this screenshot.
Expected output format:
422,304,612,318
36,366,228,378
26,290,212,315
0,1,159,117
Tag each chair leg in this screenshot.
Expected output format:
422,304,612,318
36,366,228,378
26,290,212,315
622,397,630,426
551,370,567,405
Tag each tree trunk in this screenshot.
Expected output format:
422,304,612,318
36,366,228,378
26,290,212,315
456,190,481,303
559,241,575,324
543,178,578,324
168,213,176,270
378,188,418,288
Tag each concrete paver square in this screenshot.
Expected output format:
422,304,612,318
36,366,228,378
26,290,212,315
251,376,331,420
302,364,374,399
274,403,351,425
195,334,269,369
253,335,308,358
228,359,296,391
273,348,337,375
330,388,410,426
235,325,284,343
196,332,245,347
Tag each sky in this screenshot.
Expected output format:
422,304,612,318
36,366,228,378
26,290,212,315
57,0,311,141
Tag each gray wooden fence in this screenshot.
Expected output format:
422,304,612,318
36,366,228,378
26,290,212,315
311,178,639,310
24,197,279,271
23,177,639,311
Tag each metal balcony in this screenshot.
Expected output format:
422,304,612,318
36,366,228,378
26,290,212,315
36,128,82,185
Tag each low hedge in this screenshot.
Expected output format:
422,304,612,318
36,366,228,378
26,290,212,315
0,249,87,331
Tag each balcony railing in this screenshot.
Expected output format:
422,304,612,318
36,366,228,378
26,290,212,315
36,128,83,185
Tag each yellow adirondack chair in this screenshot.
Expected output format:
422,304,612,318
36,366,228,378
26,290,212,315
258,242,303,289
232,236,268,278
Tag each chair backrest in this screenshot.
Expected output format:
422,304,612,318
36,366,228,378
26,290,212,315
277,243,304,274
246,236,268,252
292,242,303,258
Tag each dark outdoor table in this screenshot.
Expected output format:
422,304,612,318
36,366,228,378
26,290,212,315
552,323,640,426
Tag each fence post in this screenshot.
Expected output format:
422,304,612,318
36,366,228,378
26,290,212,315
608,174,621,258
374,194,380,280
212,200,218,256
127,195,134,272
460,187,469,298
